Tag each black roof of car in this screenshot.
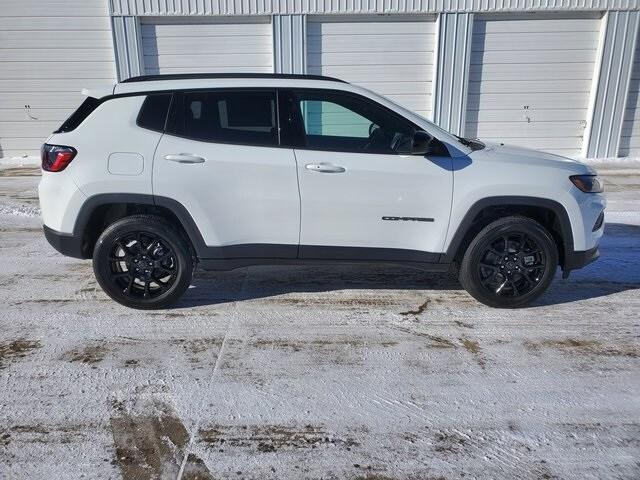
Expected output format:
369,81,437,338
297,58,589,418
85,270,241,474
121,73,347,83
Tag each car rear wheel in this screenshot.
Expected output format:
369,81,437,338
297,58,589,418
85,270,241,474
459,216,558,308
93,215,193,309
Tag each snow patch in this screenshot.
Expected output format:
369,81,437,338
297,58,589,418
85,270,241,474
0,203,41,218
0,156,40,167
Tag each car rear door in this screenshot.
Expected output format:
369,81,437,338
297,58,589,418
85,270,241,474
153,89,300,258
283,89,453,261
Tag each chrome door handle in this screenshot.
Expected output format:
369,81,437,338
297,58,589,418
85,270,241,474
305,163,346,173
164,154,206,164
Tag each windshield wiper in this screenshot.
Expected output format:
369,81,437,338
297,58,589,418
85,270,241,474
455,135,485,151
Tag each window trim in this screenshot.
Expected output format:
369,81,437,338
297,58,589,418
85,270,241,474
136,93,173,133
164,88,283,149
282,88,427,155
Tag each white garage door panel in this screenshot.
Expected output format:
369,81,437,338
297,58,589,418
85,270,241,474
477,32,599,50
0,110,68,122
471,50,597,64
308,52,427,66
473,80,593,94
141,18,272,75
0,137,51,153
142,36,271,54
310,65,433,83
2,122,60,138
469,63,596,81
479,17,602,33
0,49,115,63
469,109,589,123
150,54,273,69
468,93,590,110
0,93,87,110
0,0,116,159
2,63,115,79
308,16,436,118
0,79,97,93
619,43,640,156
466,15,601,157
309,35,434,52
0,31,113,49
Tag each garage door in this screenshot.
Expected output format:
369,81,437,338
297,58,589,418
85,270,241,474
465,14,602,157
620,42,640,157
307,16,436,119
0,0,116,159
141,17,272,75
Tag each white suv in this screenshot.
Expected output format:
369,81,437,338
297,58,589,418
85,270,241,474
39,73,605,309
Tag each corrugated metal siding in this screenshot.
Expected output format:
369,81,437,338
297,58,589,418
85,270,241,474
433,13,474,136
0,0,116,159
620,41,640,157
465,14,602,157
273,15,306,75
307,15,436,118
140,17,272,74
110,0,640,16
586,11,639,158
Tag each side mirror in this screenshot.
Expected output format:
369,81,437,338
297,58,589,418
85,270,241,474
410,130,434,155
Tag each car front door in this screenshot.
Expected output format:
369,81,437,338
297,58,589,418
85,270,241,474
153,89,300,258
286,89,453,261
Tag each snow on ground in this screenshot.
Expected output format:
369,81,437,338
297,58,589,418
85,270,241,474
0,167,638,480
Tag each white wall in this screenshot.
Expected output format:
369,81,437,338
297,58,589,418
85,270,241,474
0,0,116,159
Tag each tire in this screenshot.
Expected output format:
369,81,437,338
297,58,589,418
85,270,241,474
459,216,558,308
93,215,194,309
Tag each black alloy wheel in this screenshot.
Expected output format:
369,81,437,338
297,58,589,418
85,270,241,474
93,215,193,309
108,231,178,299
459,216,558,308
477,232,546,297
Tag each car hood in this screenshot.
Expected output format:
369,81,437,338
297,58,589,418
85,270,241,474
468,141,595,174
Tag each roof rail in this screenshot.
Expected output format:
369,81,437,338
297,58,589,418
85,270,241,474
121,73,347,84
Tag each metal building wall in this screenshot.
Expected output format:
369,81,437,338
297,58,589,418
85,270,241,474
0,0,117,159
109,0,639,16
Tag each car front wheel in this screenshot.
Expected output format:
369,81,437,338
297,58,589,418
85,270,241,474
93,215,194,309
459,216,558,308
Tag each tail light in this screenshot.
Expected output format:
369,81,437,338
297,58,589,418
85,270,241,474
41,144,77,172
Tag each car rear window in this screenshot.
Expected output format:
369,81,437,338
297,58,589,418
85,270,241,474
166,90,278,146
55,96,102,133
137,94,172,132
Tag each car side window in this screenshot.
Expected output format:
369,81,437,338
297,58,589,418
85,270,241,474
137,94,172,132
167,90,279,146
295,90,415,154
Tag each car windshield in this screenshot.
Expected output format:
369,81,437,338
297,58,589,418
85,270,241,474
358,87,479,151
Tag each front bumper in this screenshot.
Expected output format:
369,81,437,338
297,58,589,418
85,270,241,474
43,225,85,259
562,245,600,276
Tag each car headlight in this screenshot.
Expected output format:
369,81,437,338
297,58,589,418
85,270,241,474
570,175,604,193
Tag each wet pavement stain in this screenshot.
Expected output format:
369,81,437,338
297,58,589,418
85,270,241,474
392,326,456,348
0,339,41,369
199,424,359,453
524,338,640,358
434,430,468,454
0,423,93,448
460,338,486,369
62,343,110,365
251,338,398,352
399,299,430,316
453,320,474,329
110,411,213,480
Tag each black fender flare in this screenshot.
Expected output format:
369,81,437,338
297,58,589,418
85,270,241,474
73,193,208,257
441,196,574,266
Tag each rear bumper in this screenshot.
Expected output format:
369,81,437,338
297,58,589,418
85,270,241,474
563,245,600,272
43,225,85,259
